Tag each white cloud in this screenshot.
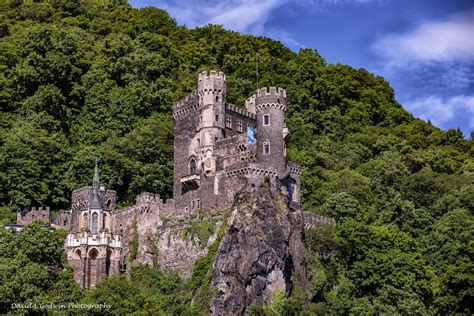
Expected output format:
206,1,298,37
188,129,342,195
406,95,474,130
209,0,282,34
157,0,285,33
156,0,380,34
372,11,474,66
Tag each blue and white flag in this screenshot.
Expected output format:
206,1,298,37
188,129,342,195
247,126,255,144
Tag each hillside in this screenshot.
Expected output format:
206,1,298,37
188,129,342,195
0,1,473,314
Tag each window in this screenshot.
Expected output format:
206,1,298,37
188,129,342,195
189,158,196,174
197,199,201,208
226,116,232,128
263,114,270,126
192,200,195,208
197,138,200,147
263,140,270,155
215,114,219,122
216,95,219,102
237,120,242,132
287,180,298,202
83,213,88,229
103,213,107,229
200,116,202,124
92,213,98,234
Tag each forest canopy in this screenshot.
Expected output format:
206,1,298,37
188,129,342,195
0,0,472,314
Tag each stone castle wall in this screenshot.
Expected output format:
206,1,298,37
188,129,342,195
17,206,50,225
113,192,222,278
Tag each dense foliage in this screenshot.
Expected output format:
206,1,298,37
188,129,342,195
1,0,472,314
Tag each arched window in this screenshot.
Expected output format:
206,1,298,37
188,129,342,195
83,213,88,229
189,158,196,174
92,213,98,234
216,95,219,102
103,213,107,229
263,140,270,155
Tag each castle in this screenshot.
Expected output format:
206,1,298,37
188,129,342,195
171,70,301,212
12,71,302,289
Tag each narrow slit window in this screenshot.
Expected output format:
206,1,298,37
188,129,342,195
189,158,196,174
263,140,270,155
263,114,270,126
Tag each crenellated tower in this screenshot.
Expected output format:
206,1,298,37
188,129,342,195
255,87,288,177
196,71,226,175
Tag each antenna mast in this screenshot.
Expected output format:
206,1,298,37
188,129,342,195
256,53,259,90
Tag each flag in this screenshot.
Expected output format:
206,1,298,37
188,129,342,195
247,126,255,144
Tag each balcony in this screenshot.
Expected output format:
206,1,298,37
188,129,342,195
180,174,200,194
180,174,200,184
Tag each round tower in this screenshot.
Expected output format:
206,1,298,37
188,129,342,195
255,87,288,176
197,71,226,174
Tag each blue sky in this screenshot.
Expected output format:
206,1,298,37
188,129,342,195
129,0,473,137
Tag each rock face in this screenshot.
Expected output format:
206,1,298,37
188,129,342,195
210,186,308,315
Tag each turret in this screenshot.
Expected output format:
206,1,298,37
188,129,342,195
255,87,288,176
196,71,227,174
198,70,226,105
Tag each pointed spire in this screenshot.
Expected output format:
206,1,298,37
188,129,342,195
93,158,99,191
89,158,102,210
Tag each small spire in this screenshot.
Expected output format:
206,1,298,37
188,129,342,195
93,158,99,191
89,158,102,210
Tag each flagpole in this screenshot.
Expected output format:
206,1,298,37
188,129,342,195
256,53,259,90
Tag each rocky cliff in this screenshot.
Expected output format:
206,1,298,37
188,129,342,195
209,185,308,315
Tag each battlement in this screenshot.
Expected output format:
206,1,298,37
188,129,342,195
17,206,51,225
254,87,287,112
198,70,226,97
225,103,256,119
136,192,163,205
28,206,50,213
198,70,226,83
287,161,302,175
256,87,286,98
172,91,200,119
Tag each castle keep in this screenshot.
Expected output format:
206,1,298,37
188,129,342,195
13,72,301,289
172,70,301,213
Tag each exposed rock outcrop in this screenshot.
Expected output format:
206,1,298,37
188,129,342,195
209,186,308,315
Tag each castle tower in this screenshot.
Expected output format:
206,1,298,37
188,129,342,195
255,87,288,177
197,71,226,175
65,161,122,289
